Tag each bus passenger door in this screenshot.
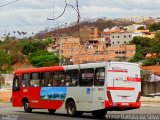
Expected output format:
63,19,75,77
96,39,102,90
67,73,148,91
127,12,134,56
92,68,106,110
29,72,42,108
12,75,22,107
76,68,94,111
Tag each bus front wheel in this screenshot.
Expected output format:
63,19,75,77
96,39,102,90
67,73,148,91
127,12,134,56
24,100,32,113
92,109,107,118
66,101,77,117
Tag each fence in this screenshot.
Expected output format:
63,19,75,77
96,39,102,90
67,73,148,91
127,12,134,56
141,70,160,96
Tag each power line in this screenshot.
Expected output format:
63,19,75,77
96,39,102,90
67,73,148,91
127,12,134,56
0,0,19,8
143,9,160,17
52,0,55,19
47,0,89,64
47,0,67,21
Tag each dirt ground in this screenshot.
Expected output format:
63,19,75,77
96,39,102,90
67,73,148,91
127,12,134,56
0,90,12,102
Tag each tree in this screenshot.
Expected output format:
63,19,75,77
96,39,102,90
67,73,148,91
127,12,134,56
17,31,22,36
130,36,160,65
141,70,152,82
28,50,59,67
22,41,47,55
149,23,160,32
13,31,16,36
0,50,11,89
155,31,160,39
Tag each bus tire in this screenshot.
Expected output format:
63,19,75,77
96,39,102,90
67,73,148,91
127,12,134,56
48,109,56,114
23,100,32,113
66,101,77,117
92,109,107,118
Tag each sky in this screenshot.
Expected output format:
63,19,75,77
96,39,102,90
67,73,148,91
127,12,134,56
0,0,160,37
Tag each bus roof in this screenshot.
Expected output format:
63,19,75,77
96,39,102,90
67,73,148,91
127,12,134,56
14,66,63,74
14,62,139,74
63,62,107,70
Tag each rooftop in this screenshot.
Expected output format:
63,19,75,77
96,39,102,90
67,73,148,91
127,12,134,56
141,66,160,75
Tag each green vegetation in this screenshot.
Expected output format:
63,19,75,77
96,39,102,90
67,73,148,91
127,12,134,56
129,35,160,66
0,50,11,88
22,38,53,55
0,50,11,74
0,37,59,71
22,41,46,55
149,23,160,32
28,50,59,67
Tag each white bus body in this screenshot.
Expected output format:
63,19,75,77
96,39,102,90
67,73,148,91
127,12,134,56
63,62,141,112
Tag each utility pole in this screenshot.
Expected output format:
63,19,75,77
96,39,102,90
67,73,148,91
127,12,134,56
0,79,1,89
59,34,64,65
0,72,2,89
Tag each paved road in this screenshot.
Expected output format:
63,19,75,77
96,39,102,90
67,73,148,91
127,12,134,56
0,103,160,120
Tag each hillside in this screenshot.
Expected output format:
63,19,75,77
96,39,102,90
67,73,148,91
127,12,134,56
35,19,134,39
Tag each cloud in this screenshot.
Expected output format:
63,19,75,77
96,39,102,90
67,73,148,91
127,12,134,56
83,0,160,10
0,0,160,37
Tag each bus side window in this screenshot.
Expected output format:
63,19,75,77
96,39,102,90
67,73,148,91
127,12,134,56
79,68,94,86
53,71,65,86
41,72,53,86
30,72,40,87
22,73,30,87
94,68,105,86
66,69,79,87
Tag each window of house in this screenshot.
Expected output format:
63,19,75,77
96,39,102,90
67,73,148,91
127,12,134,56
117,36,119,38
122,51,126,54
112,36,114,38
53,71,65,86
30,73,40,87
129,35,131,37
117,41,119,44
41,72,53,86
52,47,56,50
79,68,94,86
124,41,126,44
124,35,126,38
66,69,79,87
115,51,118,54
94,68,105,86
22,73,30,87
112,42,114,44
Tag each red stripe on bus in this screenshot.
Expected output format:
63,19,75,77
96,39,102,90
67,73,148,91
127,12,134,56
127,77,141,82
107,87,135,91
107,70,128,73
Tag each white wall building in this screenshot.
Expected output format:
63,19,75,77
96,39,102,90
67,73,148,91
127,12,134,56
126,24,146,32
109,32,142,46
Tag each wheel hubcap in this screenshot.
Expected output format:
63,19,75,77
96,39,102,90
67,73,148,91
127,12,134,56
68,105,74,114
25,103,29,109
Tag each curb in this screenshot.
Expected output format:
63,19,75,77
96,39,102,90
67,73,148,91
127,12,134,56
140,96,160,103
141,103,160,107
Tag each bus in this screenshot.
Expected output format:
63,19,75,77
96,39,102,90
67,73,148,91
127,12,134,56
12,62,141,118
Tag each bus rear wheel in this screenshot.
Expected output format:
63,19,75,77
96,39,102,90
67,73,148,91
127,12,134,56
92,109,107,118
48,109,56,114
66,101,77,117
24,100,32,113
